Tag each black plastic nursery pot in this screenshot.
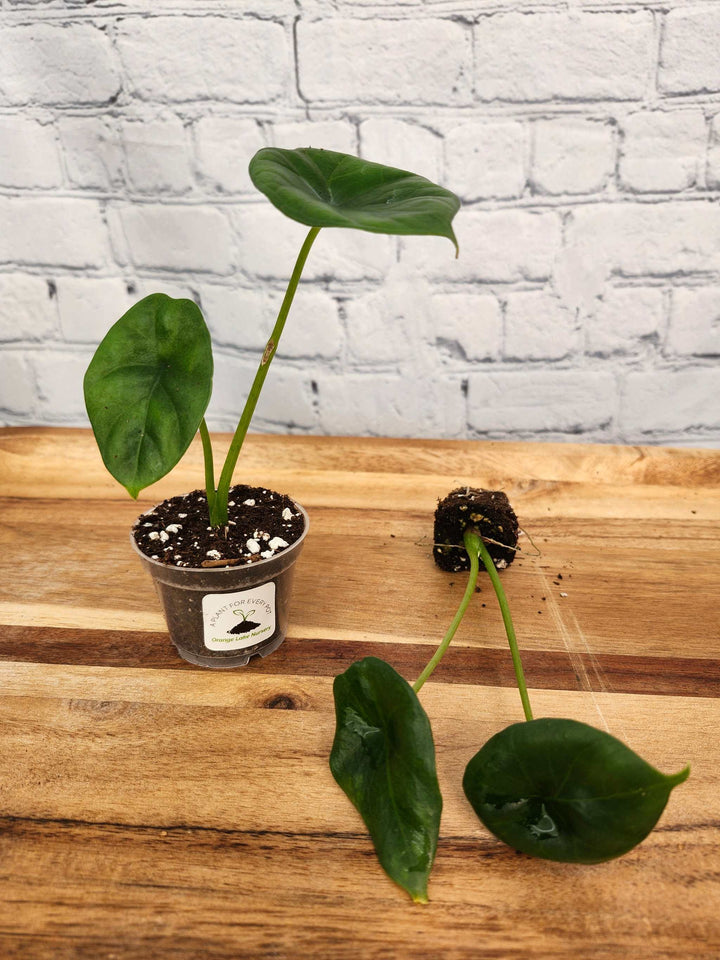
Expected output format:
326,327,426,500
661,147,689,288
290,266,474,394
131,502,309,668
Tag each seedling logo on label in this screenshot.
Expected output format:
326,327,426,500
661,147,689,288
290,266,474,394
202,582,276,651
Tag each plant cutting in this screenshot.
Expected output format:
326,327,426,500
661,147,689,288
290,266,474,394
330,487,689,901
84,147,460,668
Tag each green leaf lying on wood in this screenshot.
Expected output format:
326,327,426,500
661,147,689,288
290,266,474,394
330,656,442,903
463,717,690,864
249,147,460,254
84,293,213,498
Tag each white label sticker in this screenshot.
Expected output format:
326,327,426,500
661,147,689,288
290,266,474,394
202,581,276,651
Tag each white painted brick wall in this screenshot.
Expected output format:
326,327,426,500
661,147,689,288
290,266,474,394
194,117,266,194
585,287,664,357
659,6,720,96
0,197,110,267
468,370,617,435
0,22,121,106
619,110,707,192
109,204,234,273
116,17,290,103
621,368,720,433
297,19,472,105
532,119,615,196
446,121,527,201
667,287,720,357
0,274,57,342
0,116,63,188
473,12,654,102
504,290,580,362
58,116,124,191
122,115,194,194
1,1,719,449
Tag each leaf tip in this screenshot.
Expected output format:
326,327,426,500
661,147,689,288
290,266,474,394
672,764,691,786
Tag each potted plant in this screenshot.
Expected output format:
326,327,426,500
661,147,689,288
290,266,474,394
84,147,461,668
330,488,689,901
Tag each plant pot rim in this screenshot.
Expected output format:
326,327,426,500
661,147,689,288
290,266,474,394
129,495,310,576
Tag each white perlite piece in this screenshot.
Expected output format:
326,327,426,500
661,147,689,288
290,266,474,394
281,507,293,521
246,539,261,554
206,549,222,560
243,499,256,506
148,531,160,540
268,536,289,550
165,523,182,533
260,550,274,559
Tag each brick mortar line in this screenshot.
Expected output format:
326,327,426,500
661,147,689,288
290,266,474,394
2,188,720,208
4,270,720,289
3,338,718,368
3,101,720,119
0,2,709,20
6,268,720,295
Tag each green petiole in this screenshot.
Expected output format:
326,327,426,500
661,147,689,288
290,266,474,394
203,226,321,528
415,528,533,723
474,532,533,722
199,418,218,525
413,532,480,694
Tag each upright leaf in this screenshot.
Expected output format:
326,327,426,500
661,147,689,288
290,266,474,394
250,147,460,253
84,293,213,498
330,657,442,902
463,717,689,864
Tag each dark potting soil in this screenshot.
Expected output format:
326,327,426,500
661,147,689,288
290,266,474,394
433,487,519,573
132,484,305,569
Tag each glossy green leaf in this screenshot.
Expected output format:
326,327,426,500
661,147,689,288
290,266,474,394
330,657,442,902
249,147,460,253
463,718,689,864
84,293,213,498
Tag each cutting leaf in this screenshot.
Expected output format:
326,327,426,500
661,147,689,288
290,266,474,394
249,147,460,253
463,717,689,864
84,293,213,498
330,656,442,902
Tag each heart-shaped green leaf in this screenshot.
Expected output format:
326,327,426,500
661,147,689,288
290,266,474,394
463,718,689,864
330,657,442,902
249,147,460,253
84,293,213,498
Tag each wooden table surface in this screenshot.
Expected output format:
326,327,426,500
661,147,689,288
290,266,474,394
1,427,719,959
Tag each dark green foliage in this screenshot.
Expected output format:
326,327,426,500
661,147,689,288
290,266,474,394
330,657,442,902
250,147,460,252
84,293,213,498
463,717,689,864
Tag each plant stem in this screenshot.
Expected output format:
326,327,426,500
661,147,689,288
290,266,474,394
212,226,321,526
198,418,218,524
413,532,480,694
475,534,534,722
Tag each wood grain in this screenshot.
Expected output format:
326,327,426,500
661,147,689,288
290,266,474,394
1,427,719,959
